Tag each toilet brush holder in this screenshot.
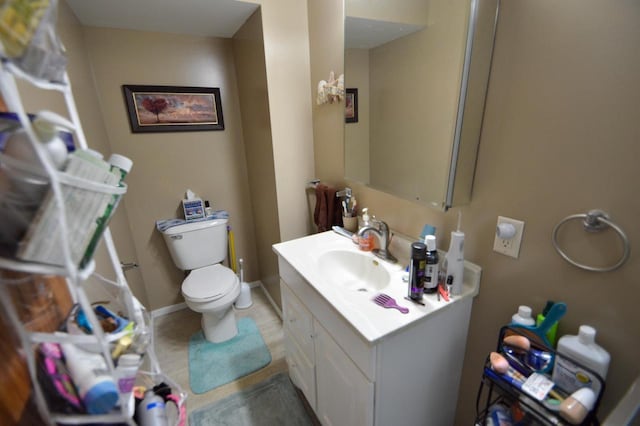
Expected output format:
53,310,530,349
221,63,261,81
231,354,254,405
235,258,253,309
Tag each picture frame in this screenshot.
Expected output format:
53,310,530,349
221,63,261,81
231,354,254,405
345,88,358,123
122,85,224,133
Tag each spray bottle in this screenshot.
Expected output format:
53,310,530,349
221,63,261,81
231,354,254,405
444,211,465,296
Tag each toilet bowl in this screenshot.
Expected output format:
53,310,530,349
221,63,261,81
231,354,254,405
182,264,240,343
160,217,242,343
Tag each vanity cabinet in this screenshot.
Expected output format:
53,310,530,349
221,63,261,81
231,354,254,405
278,254,476,426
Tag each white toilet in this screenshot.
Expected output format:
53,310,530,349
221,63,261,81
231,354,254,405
161,218,240,343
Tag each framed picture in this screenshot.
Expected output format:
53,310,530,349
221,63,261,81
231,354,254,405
345,88,358,123
122,85,224,133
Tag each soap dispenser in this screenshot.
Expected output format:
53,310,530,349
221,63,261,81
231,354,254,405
358,208,374,251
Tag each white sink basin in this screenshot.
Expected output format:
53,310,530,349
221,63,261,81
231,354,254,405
317,249,391,292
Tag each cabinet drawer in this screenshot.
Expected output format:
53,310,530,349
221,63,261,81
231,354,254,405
284,331,316,410
282,284,315,363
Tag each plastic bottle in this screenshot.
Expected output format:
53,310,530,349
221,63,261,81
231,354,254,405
60,343,118,414
79,153,132,267
138,390,169,426
511,305,536,326
552,325,610,398
408,242,426,300
358,208,374,251
423,235,439,294
114,353,141,407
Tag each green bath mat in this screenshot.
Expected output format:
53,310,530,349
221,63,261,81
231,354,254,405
188,317,272,394
189,373,314,426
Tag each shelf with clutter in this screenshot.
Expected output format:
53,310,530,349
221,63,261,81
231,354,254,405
0,1,185,424
475,323,606,426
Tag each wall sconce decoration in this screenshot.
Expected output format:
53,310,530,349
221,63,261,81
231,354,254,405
317,71,344,105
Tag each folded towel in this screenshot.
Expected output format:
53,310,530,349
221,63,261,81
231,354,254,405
156,210,229,233
313,184,343,232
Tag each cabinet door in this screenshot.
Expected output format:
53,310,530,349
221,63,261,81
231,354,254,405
315,321,374,426
284,331,316,410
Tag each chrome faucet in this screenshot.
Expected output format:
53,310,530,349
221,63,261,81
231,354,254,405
357,219,397,263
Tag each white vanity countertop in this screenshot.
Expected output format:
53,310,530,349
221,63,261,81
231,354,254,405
273,230,481,343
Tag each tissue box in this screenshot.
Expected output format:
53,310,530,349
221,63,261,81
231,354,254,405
182,198,205,221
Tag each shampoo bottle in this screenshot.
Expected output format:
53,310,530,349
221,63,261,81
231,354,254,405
423,235,439,294
552,325,610,398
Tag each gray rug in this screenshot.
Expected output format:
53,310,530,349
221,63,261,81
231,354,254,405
189,373,314,426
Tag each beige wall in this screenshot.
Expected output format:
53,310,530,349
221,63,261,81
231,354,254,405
308,0,345,185
344,48,370,183
232,11,282,306
347,0,429,26
54,0,315,313
254,0,315,244
81,28,258,310
314,0,640,422
368,0,468,205
16,2,150,306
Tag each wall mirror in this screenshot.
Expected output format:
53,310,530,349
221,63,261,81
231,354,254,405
344,0,499,210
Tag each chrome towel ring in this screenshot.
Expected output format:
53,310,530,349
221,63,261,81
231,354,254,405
552,209,630,272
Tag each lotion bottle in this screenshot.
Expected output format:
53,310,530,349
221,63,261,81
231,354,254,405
60,343,118,414
552,325,610,398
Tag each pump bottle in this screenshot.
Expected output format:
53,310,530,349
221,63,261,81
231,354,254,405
358,208,374,251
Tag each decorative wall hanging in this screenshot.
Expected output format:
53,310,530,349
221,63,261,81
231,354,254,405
316,71,344,105
345,88,358,123
122,85,224,133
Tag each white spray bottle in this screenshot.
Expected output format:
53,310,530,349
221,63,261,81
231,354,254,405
444,211,465,296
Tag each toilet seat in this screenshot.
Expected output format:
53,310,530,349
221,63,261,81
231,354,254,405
182,264,238,302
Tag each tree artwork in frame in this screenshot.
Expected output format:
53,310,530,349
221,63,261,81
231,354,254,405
345,88,358,123
122,85,224,133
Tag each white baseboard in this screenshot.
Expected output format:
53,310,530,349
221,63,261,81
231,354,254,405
257,281,282,319
150,302,187,318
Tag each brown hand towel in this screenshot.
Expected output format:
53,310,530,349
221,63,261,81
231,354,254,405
314,184,344,232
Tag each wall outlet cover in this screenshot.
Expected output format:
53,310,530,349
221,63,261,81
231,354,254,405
493,216,525,258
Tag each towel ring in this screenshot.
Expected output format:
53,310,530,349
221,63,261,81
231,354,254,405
552,209,630,272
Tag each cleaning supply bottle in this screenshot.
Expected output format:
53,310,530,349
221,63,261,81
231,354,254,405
358,208,374,251
408,242,426,300
511,305,536,326
552,325,610,398
423,235,439,294
138,390,168,426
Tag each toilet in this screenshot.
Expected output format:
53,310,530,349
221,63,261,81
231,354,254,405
161,218,240,343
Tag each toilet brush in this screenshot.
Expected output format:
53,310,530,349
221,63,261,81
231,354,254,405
235,258,253,309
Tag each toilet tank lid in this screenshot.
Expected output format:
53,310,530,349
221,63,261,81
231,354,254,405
183,264,238,301
161,217,228,235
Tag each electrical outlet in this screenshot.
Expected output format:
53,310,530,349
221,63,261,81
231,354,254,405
493,216,525,258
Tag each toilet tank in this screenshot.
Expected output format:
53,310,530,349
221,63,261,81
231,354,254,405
161,219,228,270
